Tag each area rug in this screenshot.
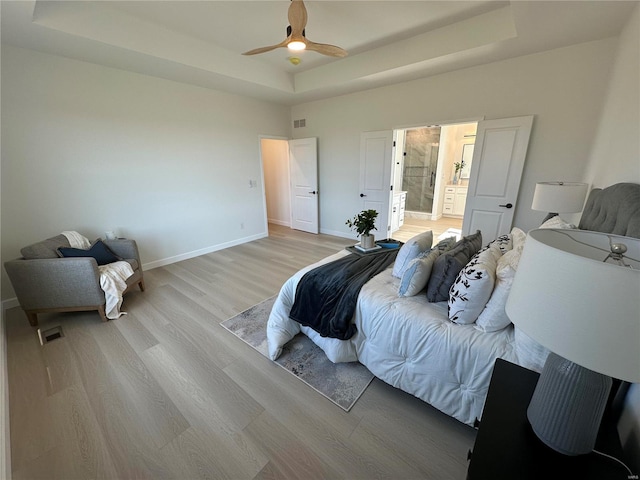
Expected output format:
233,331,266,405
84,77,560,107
221,296,374,411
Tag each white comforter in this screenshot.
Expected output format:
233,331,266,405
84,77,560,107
267,250,527,426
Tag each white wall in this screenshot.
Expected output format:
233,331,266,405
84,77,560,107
1,45,291,300
583,5,640,472
584,6,640,188
292,38,617,237
261,138,291,226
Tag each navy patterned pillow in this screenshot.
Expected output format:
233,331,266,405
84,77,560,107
425,230,482,303
58,240,121,266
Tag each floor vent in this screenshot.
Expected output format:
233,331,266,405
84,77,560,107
38,325,65,345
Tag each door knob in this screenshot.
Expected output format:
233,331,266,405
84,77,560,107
360,193,367,197
308,191,317,194
499,203,513,209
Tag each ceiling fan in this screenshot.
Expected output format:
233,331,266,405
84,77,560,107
242,0,348,58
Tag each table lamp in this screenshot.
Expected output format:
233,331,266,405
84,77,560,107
532,182,589,219
505,228,640,456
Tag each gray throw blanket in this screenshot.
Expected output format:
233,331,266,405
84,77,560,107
289,250,398,340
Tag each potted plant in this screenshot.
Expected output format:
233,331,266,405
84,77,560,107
346,209,378,248
453,160,465,184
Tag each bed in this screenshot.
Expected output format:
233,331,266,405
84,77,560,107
267,182,640,426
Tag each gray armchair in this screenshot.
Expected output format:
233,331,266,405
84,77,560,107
4,236,145,326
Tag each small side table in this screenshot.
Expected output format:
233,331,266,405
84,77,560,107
467,358,630,479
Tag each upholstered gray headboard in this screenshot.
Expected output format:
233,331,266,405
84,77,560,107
578,183,640,239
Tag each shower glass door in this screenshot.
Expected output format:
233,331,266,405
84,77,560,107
402,127,441,214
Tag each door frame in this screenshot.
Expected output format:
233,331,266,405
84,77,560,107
391,116,484,226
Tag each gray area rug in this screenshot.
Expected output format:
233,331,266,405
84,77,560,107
221,296,374,411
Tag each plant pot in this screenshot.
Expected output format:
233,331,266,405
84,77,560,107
360,234,375,249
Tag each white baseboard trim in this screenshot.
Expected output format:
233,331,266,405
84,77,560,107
319,228,353,240
1,309,11,479
142,232,268,271
1,299,19,313
267,218,291,227
405,210,433,221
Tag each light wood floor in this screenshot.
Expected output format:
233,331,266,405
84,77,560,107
393,216,463,244
6,224,475,480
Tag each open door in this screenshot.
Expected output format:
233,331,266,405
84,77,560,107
289,138,319,234
462,115,534,239
359,131,394,239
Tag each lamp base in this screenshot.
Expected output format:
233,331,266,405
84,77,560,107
527,352,612,456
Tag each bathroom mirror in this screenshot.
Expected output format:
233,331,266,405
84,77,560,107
461,144,474,179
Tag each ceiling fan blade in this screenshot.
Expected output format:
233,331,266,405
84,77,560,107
305,40,348,58
242,39,289,56
288,0,308,34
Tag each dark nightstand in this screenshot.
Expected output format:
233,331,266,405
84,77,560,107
467,358,630,480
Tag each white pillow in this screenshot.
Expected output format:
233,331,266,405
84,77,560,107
398,237,455,297
540,215,576,229
510,227,526,250
392,230,434,278
487,233,513,254
474,241,525,332
448,244,502,324
474,264,516,332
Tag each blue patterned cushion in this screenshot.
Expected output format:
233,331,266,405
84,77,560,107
392,230,434,278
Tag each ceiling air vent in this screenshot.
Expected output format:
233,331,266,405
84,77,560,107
293,119,306,128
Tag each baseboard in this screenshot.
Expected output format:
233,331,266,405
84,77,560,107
0,299,19,314
0,308,11,479
142,232,268,270
319,228,353,240
267,218,291,227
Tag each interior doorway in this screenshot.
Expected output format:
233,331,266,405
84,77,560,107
392,121,477,240
260,137,290,231
260,136,319,235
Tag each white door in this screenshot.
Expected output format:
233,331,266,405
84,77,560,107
359,131,394,239
461,115,534,240
289,138,319,234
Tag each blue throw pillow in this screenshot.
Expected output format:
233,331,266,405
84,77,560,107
58,240,120,266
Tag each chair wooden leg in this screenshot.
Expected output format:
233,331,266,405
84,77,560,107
25,311,38,327
98,305,108,322
138,278,145,292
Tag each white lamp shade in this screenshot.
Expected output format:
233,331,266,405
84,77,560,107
505,228,640,383
531,182,589,213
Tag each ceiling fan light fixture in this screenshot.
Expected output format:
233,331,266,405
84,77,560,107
287,40,306,51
